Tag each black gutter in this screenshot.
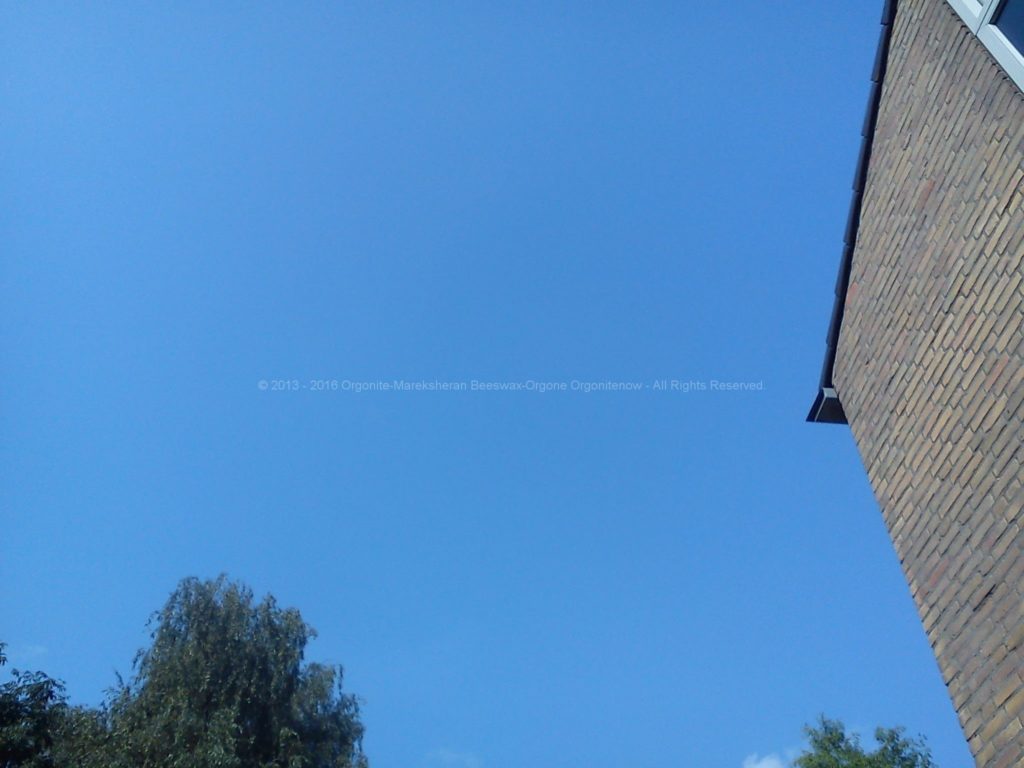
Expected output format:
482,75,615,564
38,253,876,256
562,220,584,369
807,0,898,425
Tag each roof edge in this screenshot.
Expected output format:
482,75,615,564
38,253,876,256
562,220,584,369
807,387,848,424
807,0,897,426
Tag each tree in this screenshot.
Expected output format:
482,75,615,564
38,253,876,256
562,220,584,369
3,576,368,768
793,716,935,768
0,644,67,768
108,576,367,768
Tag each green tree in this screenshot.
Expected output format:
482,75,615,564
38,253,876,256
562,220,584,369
108,576,367,768
0,644,67,768
49,706,118,768
4,575,368,768
793,716,935,768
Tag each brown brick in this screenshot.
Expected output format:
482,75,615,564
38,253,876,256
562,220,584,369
829,1,1024,765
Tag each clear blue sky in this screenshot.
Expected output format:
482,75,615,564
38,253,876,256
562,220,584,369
1,3,974,767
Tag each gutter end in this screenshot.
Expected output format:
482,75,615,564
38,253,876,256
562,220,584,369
807,387,848,424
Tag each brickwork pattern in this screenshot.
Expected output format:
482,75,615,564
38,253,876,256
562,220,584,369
832,1,1024,765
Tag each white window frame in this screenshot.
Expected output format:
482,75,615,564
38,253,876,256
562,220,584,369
947,0,987,29
946,0,1024,91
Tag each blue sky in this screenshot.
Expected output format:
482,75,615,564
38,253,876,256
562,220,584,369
2,2,973,767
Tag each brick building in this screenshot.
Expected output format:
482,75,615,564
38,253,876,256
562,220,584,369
808,1,1024,765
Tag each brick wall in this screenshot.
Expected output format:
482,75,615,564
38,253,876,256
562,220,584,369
832,1,1024,765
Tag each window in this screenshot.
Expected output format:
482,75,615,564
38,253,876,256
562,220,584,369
995,0,1024,48
946,0,1024,91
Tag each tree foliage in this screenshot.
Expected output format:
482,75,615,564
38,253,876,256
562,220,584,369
793,716,935,768
1,576,367,768
0,644,67,768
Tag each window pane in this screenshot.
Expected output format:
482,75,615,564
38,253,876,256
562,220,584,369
995,0,1024,51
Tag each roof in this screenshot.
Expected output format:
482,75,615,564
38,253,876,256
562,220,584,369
807,0,898,425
